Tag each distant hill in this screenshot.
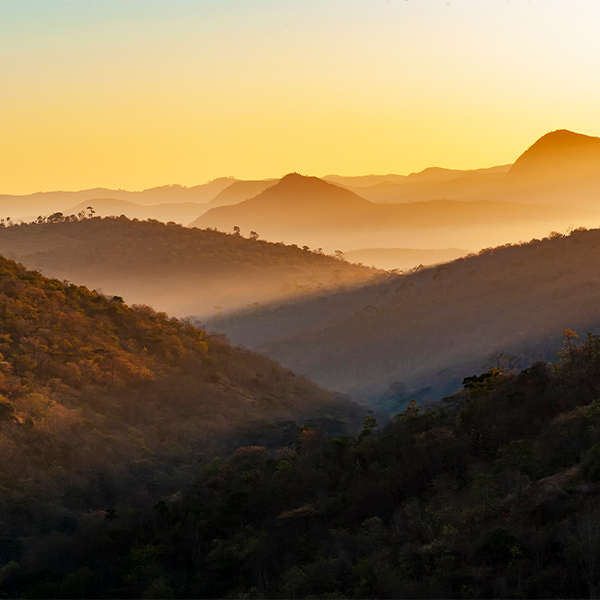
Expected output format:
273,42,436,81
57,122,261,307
331,130,600,209
0,216,380,318
505,129,600,183
0,178,237,220
204,179,279,209
192,172,597,252
346,165,512,204
209,227,600,407
0,254,360,545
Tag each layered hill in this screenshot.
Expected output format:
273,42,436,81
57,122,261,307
497,129,600,206
204,178,278,209
325,130,600,209
209,227,600,407
0,216,380,318
346,164,511,204
0,178,237,221
192,172,596,253
0,255,360,541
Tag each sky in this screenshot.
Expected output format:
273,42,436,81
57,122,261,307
2,0,600,194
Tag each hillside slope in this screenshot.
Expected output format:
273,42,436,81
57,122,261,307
14,338,600,598
209,227,600,406
0,255,360,542
0,216,380,318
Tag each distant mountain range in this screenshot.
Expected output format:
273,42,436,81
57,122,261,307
1,129,599,260
0,178,237,221
191,171,596,252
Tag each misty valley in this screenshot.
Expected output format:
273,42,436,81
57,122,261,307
3,130,600,598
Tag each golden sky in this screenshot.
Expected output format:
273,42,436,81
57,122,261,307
2,0,600,194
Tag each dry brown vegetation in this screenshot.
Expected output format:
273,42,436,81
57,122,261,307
0,255,360,539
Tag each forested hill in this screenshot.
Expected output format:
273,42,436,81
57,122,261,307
0,215,379,318
209,226,600,405
0,255,361,570
9,331,600,598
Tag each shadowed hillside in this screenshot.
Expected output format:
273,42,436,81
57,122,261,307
209,227,600,407
0,216,380,318
192,172,597,253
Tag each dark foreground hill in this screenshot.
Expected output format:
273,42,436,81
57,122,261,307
209,227,600,406
0,255,360,562
192,173,595,253
0,216,379,318
9,333,600,598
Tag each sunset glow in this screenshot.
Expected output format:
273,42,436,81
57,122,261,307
2,0,600,193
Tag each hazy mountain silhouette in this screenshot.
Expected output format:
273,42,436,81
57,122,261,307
342,165,512,204
209,227,600,407
0,178,237,220
191,172,597,252
505,129,600,183
492,130,600,208
204,179,279,209
0,216,380,318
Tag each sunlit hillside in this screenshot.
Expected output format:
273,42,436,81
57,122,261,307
0,215,380,318
209,227,600,407
0,255,360,545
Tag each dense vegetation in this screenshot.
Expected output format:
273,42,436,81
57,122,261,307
0,255,360,590
8,330,600,598
0,215,379,318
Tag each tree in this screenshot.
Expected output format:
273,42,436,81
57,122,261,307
233,226,241,236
